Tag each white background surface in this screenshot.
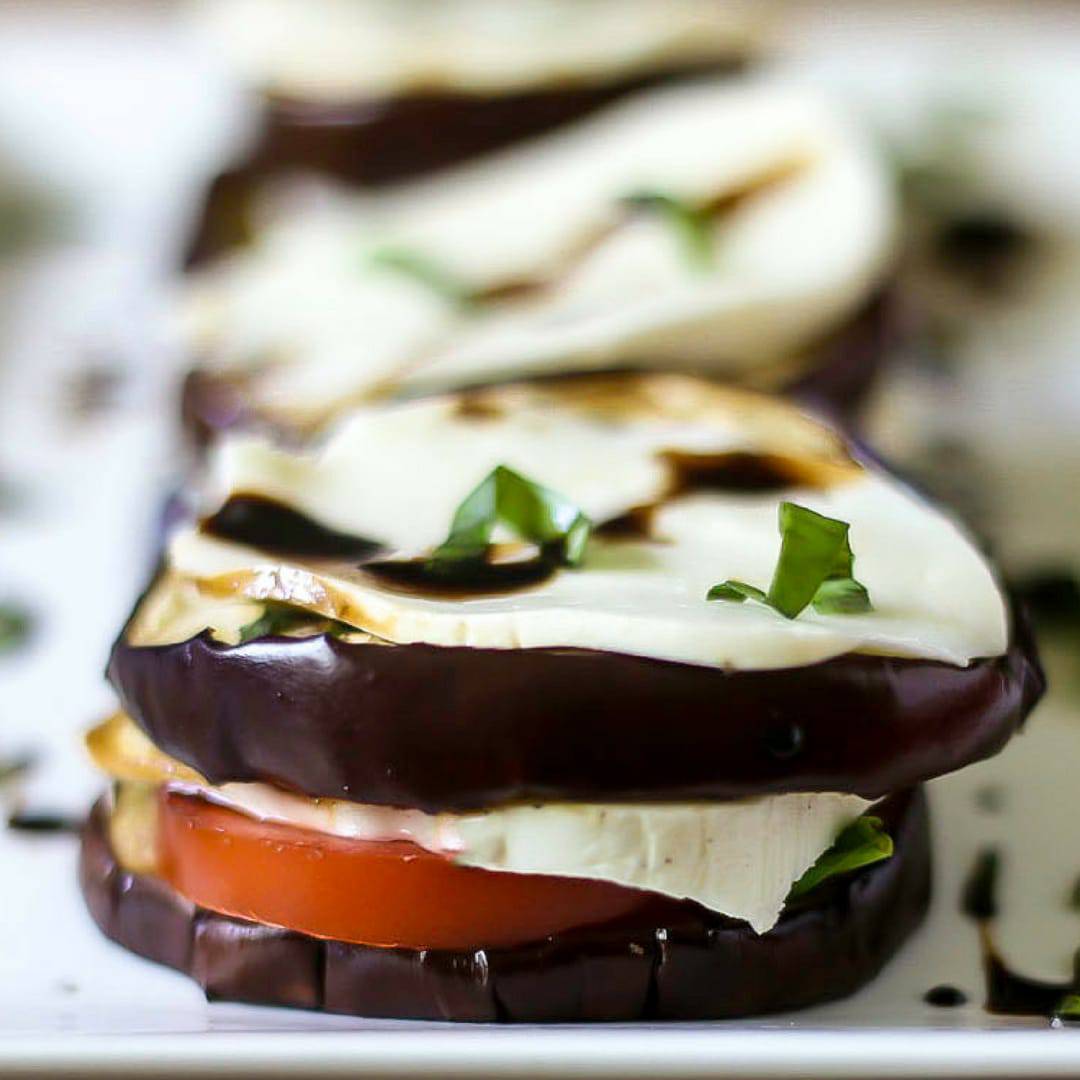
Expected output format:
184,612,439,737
1,2,1080,1075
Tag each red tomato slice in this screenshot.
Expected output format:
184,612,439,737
157,791,662,950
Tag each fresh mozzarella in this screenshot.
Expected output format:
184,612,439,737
168,777,870,934
190,0,762,98
181,79,895,425
162,376,1008,671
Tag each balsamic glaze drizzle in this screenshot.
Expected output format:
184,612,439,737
363,555,557,599
961,847,1079,1021
923,985,967,1008
7,810,84,835
202,495,383,561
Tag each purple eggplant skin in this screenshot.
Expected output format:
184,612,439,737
79,788,930,1022
107,594,1043,813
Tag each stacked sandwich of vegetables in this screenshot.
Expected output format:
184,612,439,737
81,373,1041,1020
179,76,898,441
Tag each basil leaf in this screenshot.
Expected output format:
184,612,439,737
768,502,851,617
367,246,474,310
1054,994,1080,1023
429,465,592,573
238,603,349,644
706,581,767,604
429,469,499,566
788,815,893,899
706,502,872,619
812,576,872,615
622,190,714,271
0,603,32,654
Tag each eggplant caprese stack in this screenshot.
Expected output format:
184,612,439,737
81,373,1042,1021
180,76,898,444
185,0,761,264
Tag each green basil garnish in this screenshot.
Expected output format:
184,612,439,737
788,815,893,899
428,465,591,574
1053,994,1080,1024
367,246,475,310
707,501,872,619
238,603,350,644
621,190,715,271
0,603,33,655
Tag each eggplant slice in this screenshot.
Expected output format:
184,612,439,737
81,788,929,1022
108,603,1041,813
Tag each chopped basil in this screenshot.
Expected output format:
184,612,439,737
707,502,872,619
788,815,893,899
1054,994,1080,1024
706,581,766,605
812,575,872,615
428,465,592,574
238,603,350,644
621,190,715,271
367,246,474,310
0,603,33,654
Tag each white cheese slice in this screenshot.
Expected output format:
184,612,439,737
189,0,763,99
167,376,1008,671
170,778,871,934
181,79,894,425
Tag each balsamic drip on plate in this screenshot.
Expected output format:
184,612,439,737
8,810,84,835
961,847,1080,1021
202,494,383,561
923,985,967,1007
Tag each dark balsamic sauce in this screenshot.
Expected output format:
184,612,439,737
202,495,383,561
594,450,840,544
962,848,1001,921
363,554,557,599
594,506,657,541
980,938,1073,1019
934,213,1034,293
961,848,1078,1021
924,985,967,1008
1015,572,1080,626
660,450,833,496
8,810,84,835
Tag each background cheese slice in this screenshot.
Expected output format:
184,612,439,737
189,0,763,99
181,79,895,425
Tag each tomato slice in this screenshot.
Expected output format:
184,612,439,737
157,791,660,950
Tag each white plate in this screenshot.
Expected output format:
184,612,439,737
2,3,1080,1076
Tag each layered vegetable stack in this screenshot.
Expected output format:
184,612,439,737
81,374,1042,1020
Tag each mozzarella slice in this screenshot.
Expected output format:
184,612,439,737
167,778,870,934
190,0,763,99
166,376,1008,672
181,79,894,426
